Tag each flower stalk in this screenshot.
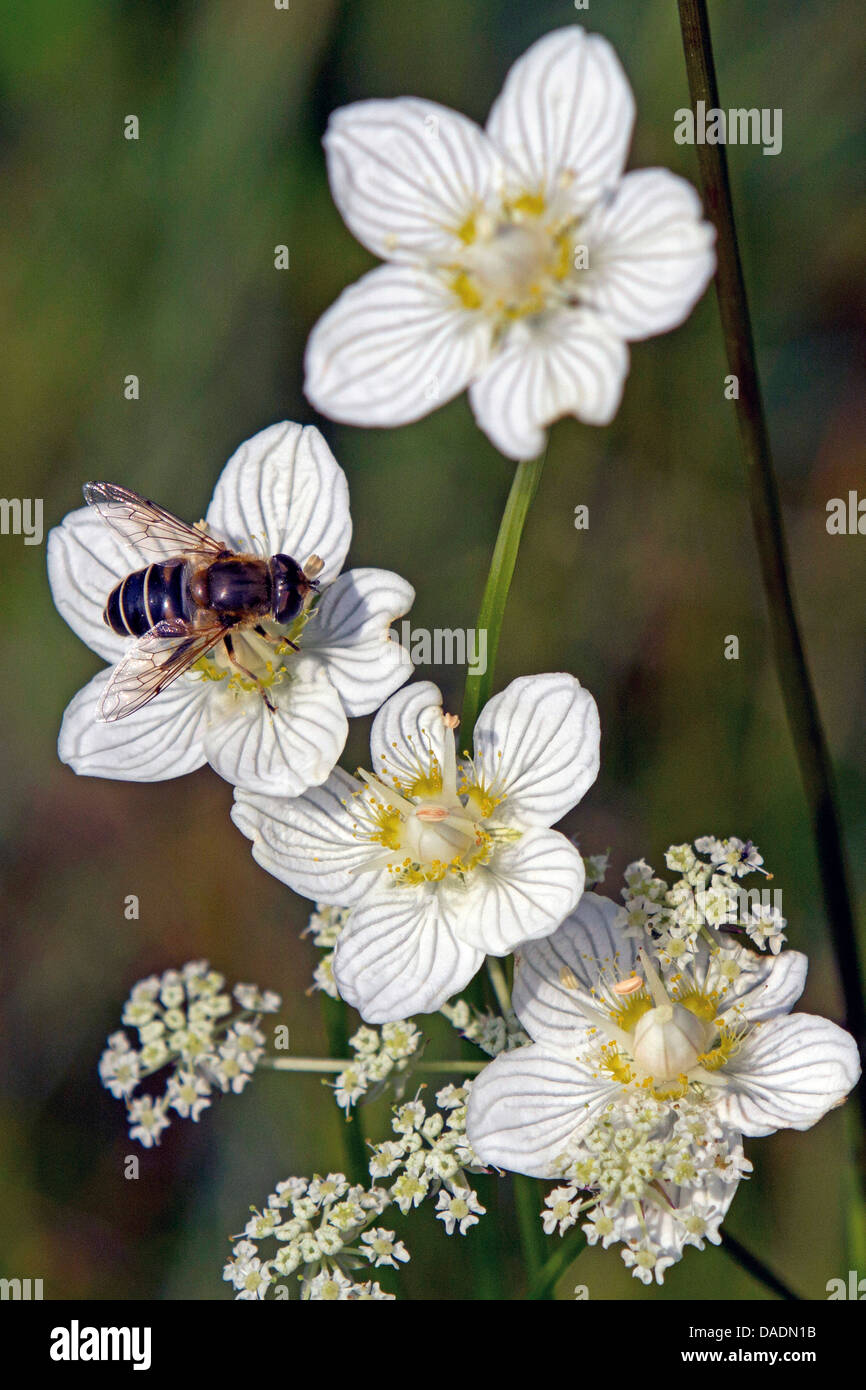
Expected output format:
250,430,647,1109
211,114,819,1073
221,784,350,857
319,993,368,1184
460,455,546,742
462,454,552,1295
263,1056,485,1075
676,0,866,1124
527,1229,587,1301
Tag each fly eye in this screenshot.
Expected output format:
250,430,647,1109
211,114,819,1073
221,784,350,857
273,588,303,626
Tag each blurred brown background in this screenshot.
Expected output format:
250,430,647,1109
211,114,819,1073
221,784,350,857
0,0,864,1299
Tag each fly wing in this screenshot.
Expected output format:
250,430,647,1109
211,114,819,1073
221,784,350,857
97,618,228,722
83,482,228,561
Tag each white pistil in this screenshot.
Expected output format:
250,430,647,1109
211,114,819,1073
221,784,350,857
632,948,712,1081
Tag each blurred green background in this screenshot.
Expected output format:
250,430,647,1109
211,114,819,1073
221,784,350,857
1,0,864,1300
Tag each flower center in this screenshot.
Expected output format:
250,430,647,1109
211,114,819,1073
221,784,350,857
192,609,313,696
348,713,505,885
451,197,576,322
357,771,487,884
401,800,479,867
564,948,725,1096
630,1002,711,1081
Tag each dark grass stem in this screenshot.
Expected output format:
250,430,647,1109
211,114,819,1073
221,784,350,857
677,1,866,1136
721,1234,800,1302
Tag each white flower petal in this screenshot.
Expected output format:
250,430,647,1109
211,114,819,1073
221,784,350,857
369,681,450,793
333,891,484,1023
205,422,351,585
465,1043,618,1177
715,1014,861,1136
304,263,493,428
581,168,716,340
324,97,502,264
58,669,209,781
202,660,348,796
48,505,142,664
486,27,634,215
714,946,808,1024
301,568,415,717
472,672,600,827
513,892,634,1049
231,768,381,905
468,310,628,458
442,827,585,956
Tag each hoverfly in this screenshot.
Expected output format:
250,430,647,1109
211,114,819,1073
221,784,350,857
84,482,323,723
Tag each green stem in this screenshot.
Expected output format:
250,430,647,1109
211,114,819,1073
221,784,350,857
319,993,368,1185
677,0,866,1133
263,1056,485,1075
460,456,548,1299
513,1171,549,1287
484,957,548,1290
527,1229,587,1300
460,455,546,743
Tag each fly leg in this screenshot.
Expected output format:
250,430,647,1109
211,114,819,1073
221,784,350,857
223,633,276,713
253,623,298,653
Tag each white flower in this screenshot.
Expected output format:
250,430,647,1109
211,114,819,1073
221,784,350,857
127,1096,171,1148
98,1041,140,1099
166,1070,212,1121
48,421,414,795
305,26,715,459
233,672,600,1021
353,1281,395,1301
361,1228,410,1268
542,1185,580,1236
305,1268,357,1301
233,983,281,1012
223,1243,274,1300
710,837,766,878
468,893,860,1178
435,1187,486,1235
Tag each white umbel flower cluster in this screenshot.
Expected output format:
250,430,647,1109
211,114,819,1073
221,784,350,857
332,1020,423,1113
223,1083,486,1299
542,1094,751,1284
223,1173,399,1300
369,1084,487,1234
618,836,786,970
98,962,280,1146
302,904,352,999
440,998,530,1057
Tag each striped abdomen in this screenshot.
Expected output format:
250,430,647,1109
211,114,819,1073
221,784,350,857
104,559,191,637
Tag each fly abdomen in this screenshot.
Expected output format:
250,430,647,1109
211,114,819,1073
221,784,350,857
104,559,191,636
